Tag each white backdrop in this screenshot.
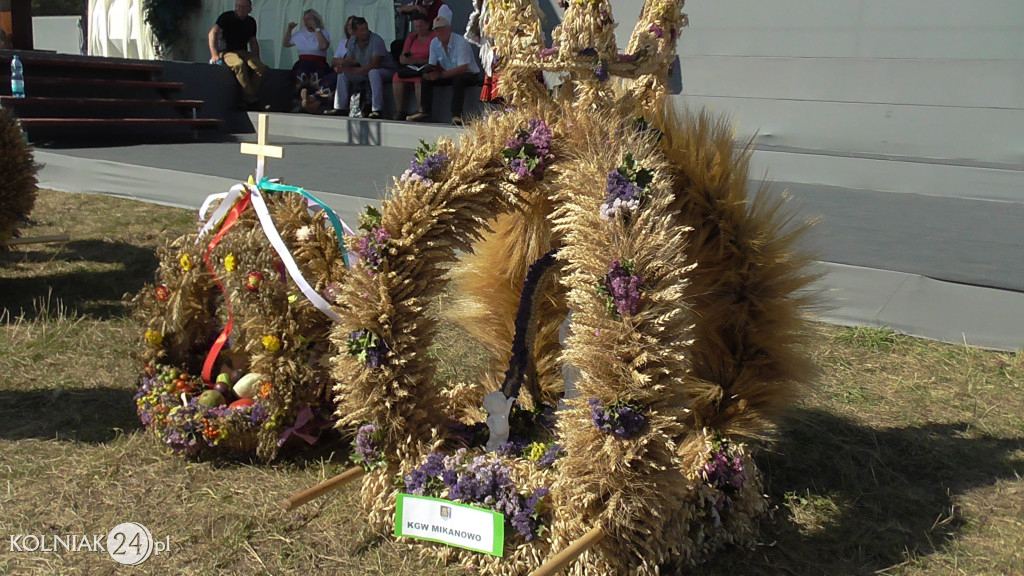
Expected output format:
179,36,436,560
88,0,397,67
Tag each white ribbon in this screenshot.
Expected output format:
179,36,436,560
196,185,247,240
246,184,342,323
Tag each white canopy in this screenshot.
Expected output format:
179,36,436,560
88,0,397,67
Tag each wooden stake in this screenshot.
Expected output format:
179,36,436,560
6,234,70,246
528,526,606,576
282,466,365,511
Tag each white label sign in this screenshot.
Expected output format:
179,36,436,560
394,494,504,556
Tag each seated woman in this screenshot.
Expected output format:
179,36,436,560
300,15,356,114
284,9,330,112
392,14,435,120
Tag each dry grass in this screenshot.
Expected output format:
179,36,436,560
1,190,1022,575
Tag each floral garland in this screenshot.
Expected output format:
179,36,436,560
404,449,552,541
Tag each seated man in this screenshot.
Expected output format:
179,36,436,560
208,0,270,111
329,17,394,118
408,14,484,125
397,0,447,30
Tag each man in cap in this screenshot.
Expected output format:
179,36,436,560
407,12,483,126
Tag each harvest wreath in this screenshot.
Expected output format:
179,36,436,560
282,1,817,574
131,183,349,461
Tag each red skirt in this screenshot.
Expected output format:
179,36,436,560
480,73,500,102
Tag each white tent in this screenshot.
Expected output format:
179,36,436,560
88,0,396,68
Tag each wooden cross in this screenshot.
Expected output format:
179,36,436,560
239,114,284,182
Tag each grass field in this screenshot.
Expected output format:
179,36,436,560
1,190,1022,575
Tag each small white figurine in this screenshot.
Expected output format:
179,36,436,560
483,390,516,452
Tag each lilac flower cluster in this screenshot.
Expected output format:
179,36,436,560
700,442,747,525
346,329,388,368
600,171,642,221
588,398,645,439
600,152,654,221
404,449,550,540
400,140,450,186
355,227,391,275
594,60,609,82
351,423,386,470
598,259,643,317
502,118,555,181
356,206,390,275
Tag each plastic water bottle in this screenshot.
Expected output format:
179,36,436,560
10,55,25,98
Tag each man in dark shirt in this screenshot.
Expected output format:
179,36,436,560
208,0,269,110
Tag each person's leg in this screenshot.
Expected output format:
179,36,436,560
393,80,407,118
245,53,269,98
222,51,255,103
450,72,482,118
368,68,387,113
413,77,434,120
334,73,350,111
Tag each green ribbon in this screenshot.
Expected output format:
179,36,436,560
258,178,350,267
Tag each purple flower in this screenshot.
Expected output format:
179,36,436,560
577,47,598,58
649,24,664,39
537,444,563,468
347,330,389,368
502,118,555,181
355,227,391,275
403,449,550,540
401,141,450,186
700,442,746,523
354,424,383,468
589,398,645,439
594,61,609,82
540,47,558,58
601,259,642,317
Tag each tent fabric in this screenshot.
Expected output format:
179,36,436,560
88,0,396,67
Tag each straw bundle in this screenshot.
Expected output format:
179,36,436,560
0,108,37,252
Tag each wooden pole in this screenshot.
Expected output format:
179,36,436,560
281,466,365,511
6,234,70,246
528,526,606,576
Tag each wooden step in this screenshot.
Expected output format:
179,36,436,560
1,50,164,74
1,95,204,109
19,118,222,129
1,76,184,92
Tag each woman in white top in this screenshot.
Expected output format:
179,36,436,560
284,9,331,85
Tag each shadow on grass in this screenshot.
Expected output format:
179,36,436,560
687,408,1024,576
0,387,142,443
0,239,158,320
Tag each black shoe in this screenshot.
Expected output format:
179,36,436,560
367,110,382,119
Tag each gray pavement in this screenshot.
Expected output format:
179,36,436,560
32,115,1024,351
